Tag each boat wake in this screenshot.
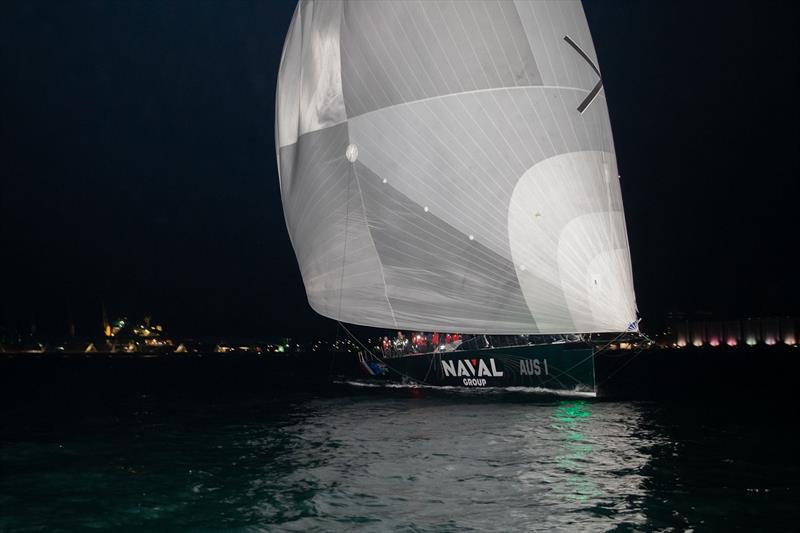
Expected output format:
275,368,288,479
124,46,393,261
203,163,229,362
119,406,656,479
333,379,596,398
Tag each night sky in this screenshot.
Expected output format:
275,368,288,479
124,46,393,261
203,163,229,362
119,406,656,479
1,1,798,340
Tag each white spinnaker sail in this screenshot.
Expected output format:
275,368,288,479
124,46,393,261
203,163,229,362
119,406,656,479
276,0,638,334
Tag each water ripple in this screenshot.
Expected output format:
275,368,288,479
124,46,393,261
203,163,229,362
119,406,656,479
0,388,796,531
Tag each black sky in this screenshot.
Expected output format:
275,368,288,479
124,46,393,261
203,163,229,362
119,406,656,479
1,1,798,340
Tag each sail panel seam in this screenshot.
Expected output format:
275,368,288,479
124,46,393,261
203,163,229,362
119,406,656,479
352,162,399,329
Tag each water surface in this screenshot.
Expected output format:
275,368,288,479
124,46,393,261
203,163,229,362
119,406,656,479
1,384,796,531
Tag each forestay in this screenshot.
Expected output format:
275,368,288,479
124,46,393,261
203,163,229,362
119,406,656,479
276,0,638,334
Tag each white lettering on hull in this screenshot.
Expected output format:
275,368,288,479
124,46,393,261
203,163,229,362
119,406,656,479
441,358,503,385
520,359,550,376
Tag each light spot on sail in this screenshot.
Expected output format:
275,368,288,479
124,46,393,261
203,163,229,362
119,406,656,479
423,206,429,213
381,178,387,184
345,143,358,162
468,234,474,241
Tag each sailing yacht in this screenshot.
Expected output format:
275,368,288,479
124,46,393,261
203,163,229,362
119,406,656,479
275,0,641,394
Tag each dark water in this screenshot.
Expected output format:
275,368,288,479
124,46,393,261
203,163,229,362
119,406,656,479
1,384,797,532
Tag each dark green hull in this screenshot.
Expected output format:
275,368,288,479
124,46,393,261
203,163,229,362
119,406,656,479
372,343,596,394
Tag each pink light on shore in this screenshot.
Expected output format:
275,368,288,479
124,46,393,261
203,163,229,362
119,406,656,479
726,339,738,347
709,339,720,347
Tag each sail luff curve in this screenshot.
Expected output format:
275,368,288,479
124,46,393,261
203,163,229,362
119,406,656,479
276,0,638,334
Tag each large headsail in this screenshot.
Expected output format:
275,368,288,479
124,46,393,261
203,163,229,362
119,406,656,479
276,0,638,334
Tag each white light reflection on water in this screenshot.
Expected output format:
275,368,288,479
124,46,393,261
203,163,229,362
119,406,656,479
1,389,794,531
514,400,653,530
240,394,662,532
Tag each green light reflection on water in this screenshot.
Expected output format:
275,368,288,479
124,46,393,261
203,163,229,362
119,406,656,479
551,400,602,502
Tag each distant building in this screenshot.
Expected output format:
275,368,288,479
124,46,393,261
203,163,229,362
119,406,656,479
661,314,798,348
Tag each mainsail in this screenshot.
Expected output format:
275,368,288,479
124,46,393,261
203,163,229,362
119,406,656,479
276,0,638,334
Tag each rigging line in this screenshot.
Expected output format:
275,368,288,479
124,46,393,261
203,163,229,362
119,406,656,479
593,330,652,387
336,166,353,321
331,162,355,375
538,368,573,392
541,331,629,384
527,359,570,391
422,351,437,383
337,321,433,386
329,335,338,376
592,331,630,356
596,344,648,388
337,321,379,360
